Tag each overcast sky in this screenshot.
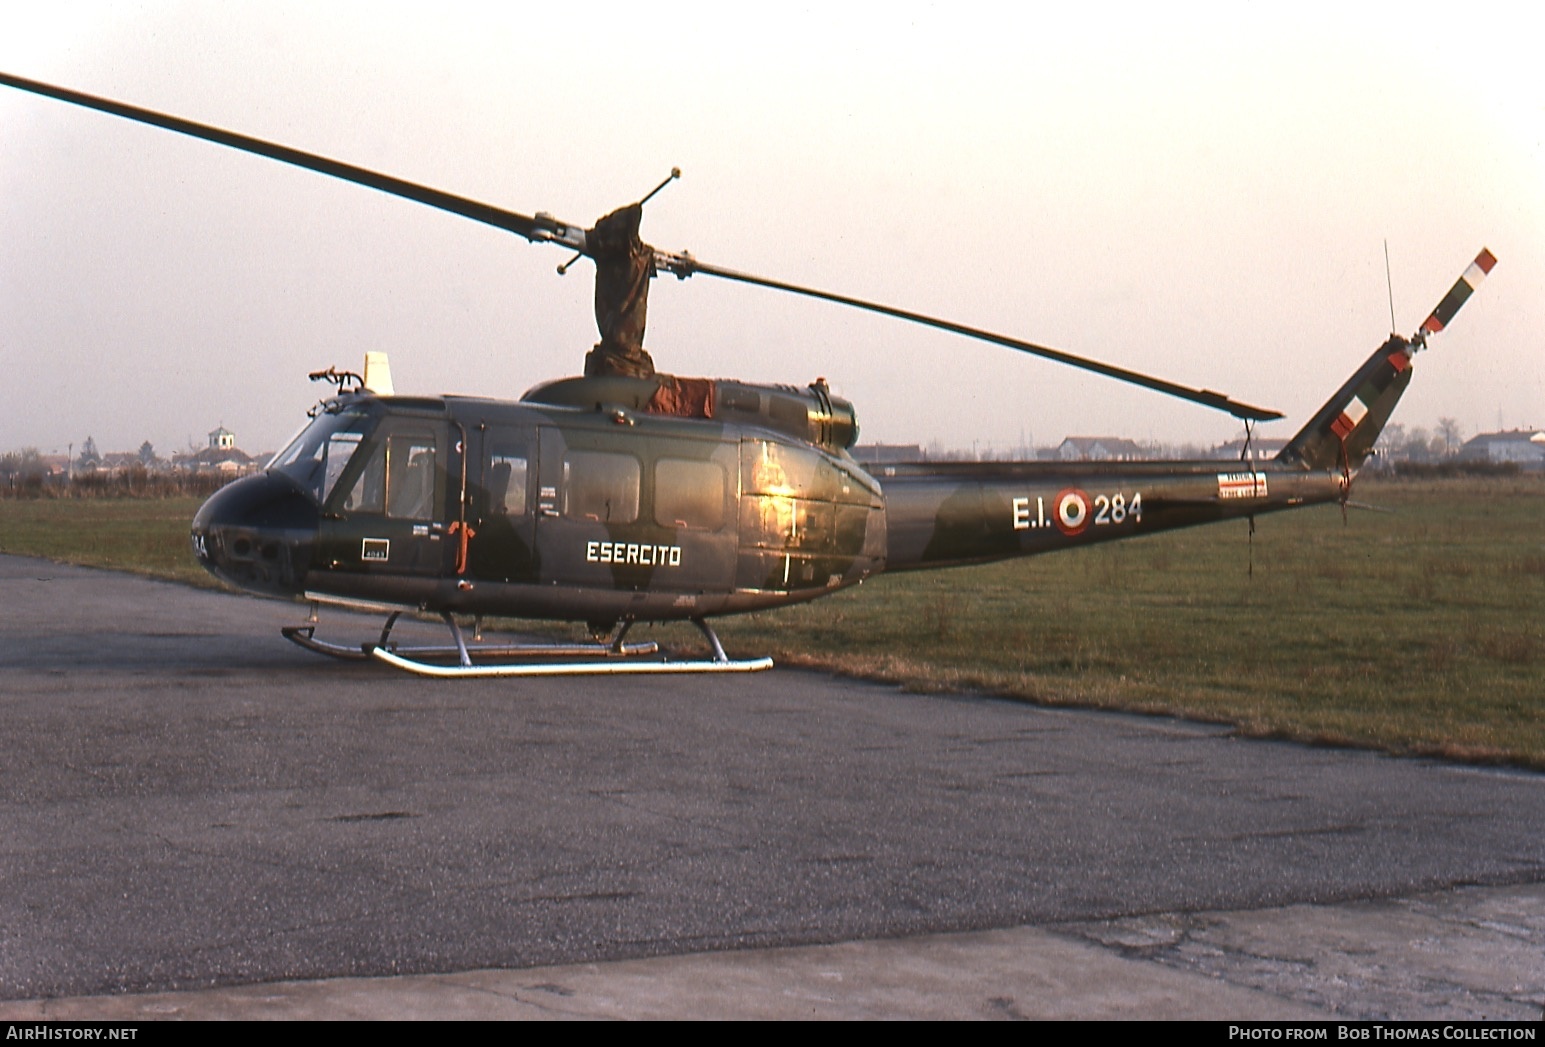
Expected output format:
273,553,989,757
1,2,1539,459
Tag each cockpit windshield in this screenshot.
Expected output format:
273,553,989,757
268,406,379,505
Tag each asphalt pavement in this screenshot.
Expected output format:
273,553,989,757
1,554,1541,1019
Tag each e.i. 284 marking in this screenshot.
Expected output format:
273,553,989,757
1013,489,1144,537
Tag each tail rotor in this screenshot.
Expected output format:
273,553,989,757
1278,248,1497,474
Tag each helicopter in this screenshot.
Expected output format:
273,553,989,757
0,72,1497,678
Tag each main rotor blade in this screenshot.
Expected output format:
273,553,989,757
1416,248,1496,340
2,70,1283,420
0,71,552,243
662,256,1284,421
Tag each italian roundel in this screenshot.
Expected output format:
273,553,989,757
1054,488,1090,536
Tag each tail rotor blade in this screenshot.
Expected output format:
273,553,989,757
1416,248,1497,339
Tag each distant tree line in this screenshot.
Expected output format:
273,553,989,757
1372,419,1466,465
1365,459,1520,480
0,449,232,499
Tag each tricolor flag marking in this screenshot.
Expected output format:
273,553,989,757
1217,472,1269,500
1330,396,1370,439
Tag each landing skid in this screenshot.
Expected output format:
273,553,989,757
282,610,772,678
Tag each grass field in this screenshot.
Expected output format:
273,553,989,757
0,496,215,587
2,478,1541,766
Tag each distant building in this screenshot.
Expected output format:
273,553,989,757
173,426,259,475
98,451,146,476
1458,429,1545,471
853,443,927,465
1057,436,1143,462
1210,437,1288,461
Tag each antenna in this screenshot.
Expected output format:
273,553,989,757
1383,240,1397,335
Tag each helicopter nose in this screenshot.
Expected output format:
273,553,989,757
191,471,318,598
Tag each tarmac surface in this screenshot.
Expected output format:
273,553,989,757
1,554,1542,1020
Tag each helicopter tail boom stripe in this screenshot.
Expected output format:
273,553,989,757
1419,248,1496,335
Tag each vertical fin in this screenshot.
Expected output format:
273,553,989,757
1277,336,1416,471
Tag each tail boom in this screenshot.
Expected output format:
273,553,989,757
877,460,1345,572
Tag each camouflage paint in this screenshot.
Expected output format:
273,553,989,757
194,333,1416,626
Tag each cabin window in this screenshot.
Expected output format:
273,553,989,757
654,458,725,530
337,429,441,520
478,427,532,519
386,434,439,519
269,407,375,505
486,453,529,517
340,440,384,513
322,432,364,505
562,450,639,523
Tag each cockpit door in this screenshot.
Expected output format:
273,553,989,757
317,417,459,578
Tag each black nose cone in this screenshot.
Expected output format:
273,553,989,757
191,472,319,598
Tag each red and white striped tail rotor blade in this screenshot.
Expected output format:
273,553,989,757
1417,248,1497,337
